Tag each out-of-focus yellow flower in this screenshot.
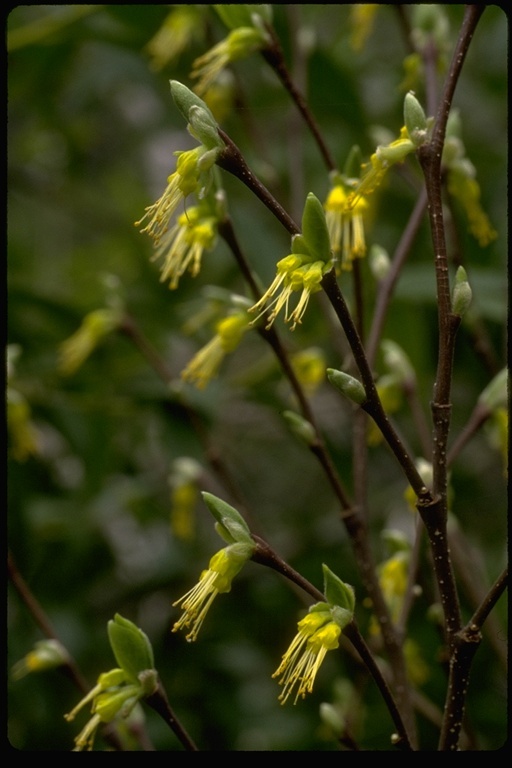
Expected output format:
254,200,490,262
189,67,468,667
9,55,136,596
349,4,379,51
290,347,326,395
447,163,497,247
145,6,204,71
152,204,218,290
181,311,250,389
168,457,203,541
11,639,69,681
191,26,268,96
347,126,416,208
7,388,40,461
58,308,122,376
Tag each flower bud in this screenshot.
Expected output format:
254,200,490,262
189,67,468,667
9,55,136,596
369,244,391,281
107,614,155,684
403,91,428,147
381,339,414,382
202,491,253,545
187,105,224,150
282,410,316,446
451,265,472,317
327,368,367,405
11,639,70,681
170,80,216,125
320,702,345,735
479,367,508,411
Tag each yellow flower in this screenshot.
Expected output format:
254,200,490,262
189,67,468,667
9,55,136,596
181,311,250,389
65,668,137,752
447,163,497,247
347,127,416,209
249,255,327,330
324,184,369,270
135,146,217,246
11,639,69,680
7,388,40,461
145,6,203,71
152,205,217,290
191,27,267,96
290,347,326,395
172,543,253,641
58,308,122,376
350,4,379,51
273,609,341,705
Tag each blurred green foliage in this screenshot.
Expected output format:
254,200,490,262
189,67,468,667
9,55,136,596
8,5,507,751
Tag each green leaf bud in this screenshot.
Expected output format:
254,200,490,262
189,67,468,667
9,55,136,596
214,4,272,30
323,564,356,616
301,192,332,263
327,368,367,406
202,491,253,545
187,105,224,150
404,91,428,147
369,244,391,281
381,339,414,382
381,528,410,555
107,614,155,684
478,367,508,411
451,266,472,317
137,668,159,697
170,80,216,126
282,410,317,446
319,703,345,736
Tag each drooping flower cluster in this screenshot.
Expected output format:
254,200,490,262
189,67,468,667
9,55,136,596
171,493,255,641
324,181,369,270
136,82,225,291
248,192,333,330
64,615,157,751
190,5,272,96
249,254,329,330
443,110,497,247
172,543,254,641
273,567,355,705
273,607,342,704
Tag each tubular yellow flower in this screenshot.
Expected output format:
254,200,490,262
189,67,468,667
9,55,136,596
273,610,341,705
347,127,416,209
181,311,250,389
249,255,327,330
58,308,122,376
145,6,203,71
135,146,218,247
191,27,267,96
153,206,217,290
324,184,369,269
172,543,253,641
447,164,497,247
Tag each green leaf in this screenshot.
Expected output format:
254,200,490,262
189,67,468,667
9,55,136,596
107,614,155,684
301,193,332,263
